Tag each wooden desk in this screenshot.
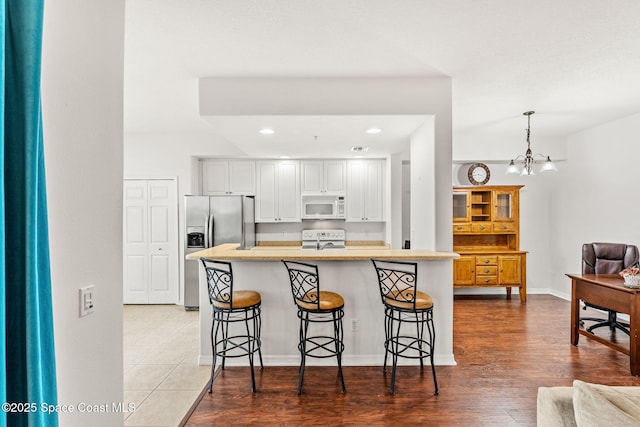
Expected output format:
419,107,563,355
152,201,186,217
567,273,640,375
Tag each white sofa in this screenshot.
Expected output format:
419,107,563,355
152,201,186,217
537,380,640,427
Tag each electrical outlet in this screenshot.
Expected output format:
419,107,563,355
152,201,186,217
350,318,358,332
79,285,95,317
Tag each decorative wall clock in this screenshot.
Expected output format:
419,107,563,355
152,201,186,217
467,163,490,185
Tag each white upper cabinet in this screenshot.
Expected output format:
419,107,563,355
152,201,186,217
301,160,346,194
255,160,301,223
346,159,384,222
201,160,255,195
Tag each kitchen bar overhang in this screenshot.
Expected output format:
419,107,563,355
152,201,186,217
187,243,460,367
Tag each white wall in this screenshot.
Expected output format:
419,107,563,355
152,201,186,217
454,130,567,163
402,161,411,246
552,112,640,298
42,1,125,425
411,118,437,249
387,153,404,249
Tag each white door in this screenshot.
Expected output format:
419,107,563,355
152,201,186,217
123,178,179,304
277,161,300,222
228,160,255,195
324,160,346,194
255,161,278,222
301,160,323,193
364,160,383,221
346,161,366,221
123,181,148,303
346,160,383,222
201,160,229,195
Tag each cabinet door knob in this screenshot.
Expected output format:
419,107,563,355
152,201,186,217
483,259,490,264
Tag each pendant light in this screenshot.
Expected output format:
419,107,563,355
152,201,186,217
506,111,557,176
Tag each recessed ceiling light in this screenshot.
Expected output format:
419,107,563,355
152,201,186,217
366,127,382,134
259,128,275,135
351,146,369,152
279,155,290,159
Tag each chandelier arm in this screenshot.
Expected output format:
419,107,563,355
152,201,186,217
531,153,551,161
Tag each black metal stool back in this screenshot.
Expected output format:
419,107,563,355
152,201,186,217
200,258,263,393
204,259,234,308
282,260,346,394
371,259,438,395
284,260,323,310
373,259,419,311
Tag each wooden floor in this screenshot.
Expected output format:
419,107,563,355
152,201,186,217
183,295,640,426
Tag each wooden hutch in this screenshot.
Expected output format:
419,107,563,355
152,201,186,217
452,185,527,302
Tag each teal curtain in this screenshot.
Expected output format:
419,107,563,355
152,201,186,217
1,1,58,426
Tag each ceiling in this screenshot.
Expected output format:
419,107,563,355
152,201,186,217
124,0,640,158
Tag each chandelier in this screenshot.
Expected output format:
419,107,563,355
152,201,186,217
506,111,557,176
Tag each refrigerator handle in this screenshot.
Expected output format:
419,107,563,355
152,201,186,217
208,214,215,248
204,215,210,248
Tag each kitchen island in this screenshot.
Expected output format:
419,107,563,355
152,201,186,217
187,243,459,367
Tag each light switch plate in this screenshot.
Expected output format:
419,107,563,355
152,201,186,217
79,285,95,317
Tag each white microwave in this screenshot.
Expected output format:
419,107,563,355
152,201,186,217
302,195,345,219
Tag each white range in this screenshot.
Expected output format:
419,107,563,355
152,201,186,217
301,229,346,249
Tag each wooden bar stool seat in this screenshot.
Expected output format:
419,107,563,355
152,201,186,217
211,290,261,310
384,290,433,310
296,291,344,311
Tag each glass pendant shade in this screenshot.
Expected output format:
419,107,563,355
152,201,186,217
539,156,558,172
506,160,520,174
520,167,534,176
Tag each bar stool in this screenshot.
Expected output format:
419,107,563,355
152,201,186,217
200,258,263,393
282,260,346,395
371,259,438,395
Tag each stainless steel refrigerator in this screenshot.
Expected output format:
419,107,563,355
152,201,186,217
183,195,256,310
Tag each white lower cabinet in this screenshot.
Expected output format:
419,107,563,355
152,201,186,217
255,160,301,223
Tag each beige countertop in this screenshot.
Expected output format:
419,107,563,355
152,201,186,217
186,243,460,261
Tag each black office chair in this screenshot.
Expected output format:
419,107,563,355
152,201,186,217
371,259,438,395
282,260,346,395
581,242,639,335
200,258,263,393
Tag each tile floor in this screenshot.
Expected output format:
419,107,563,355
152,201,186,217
123,305,209,426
